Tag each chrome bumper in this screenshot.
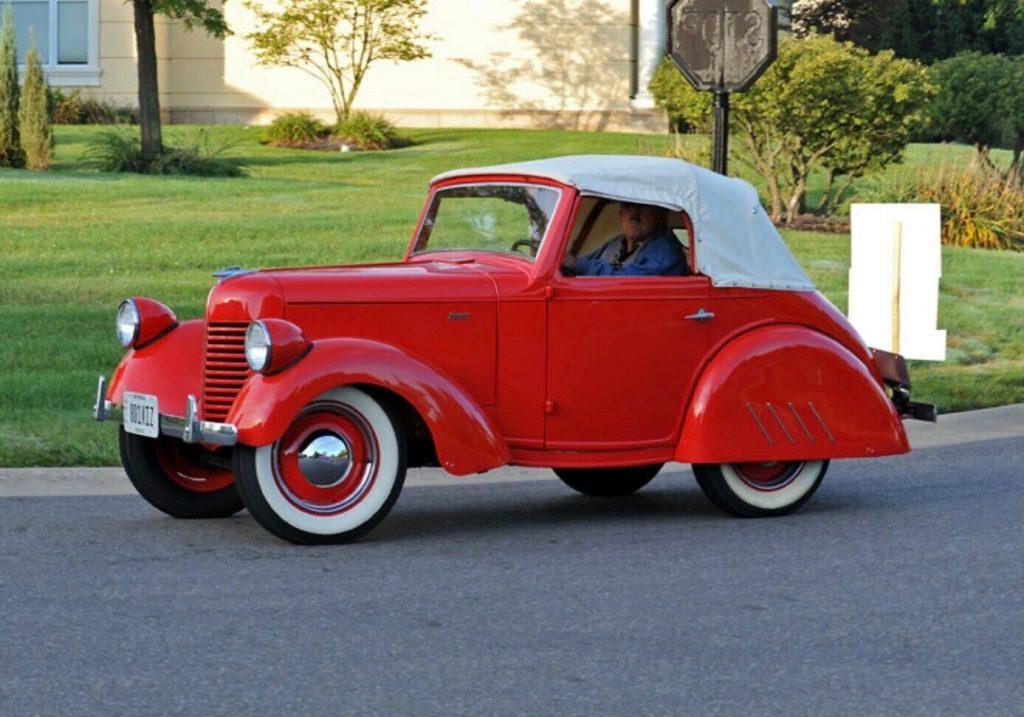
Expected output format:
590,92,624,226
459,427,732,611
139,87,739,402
92,375,239,447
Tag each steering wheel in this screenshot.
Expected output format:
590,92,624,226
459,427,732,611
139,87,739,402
510,238,540,256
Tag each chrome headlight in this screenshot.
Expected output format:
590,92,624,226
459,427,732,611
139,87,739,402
115,300,140,348
245,321,271,372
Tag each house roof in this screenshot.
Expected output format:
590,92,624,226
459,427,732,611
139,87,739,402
432,155,815,292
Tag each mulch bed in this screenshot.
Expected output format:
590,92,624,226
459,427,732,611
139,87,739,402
774,214,851,233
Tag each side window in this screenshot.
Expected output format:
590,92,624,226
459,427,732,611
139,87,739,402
563,199,696,278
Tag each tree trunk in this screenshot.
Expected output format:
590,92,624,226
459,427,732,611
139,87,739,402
133,0,162,162
1009,139,1023,187
970,142,993,171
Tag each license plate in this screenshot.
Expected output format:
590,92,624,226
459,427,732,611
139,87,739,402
123,392,160,438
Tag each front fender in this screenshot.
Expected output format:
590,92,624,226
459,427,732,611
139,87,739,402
227,338,509,476
106,320,204,417
677,325,909,463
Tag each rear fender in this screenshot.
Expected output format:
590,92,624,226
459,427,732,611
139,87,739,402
677,325,909,463
106,320,204,417
227,338,509,476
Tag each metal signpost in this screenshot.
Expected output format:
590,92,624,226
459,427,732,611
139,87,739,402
666,0,778,175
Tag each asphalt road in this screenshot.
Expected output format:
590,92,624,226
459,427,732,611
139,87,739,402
1,420,1022,715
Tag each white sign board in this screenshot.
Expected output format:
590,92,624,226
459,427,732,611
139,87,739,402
849,204,947,361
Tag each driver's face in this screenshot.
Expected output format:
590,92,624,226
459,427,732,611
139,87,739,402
619,202,666,244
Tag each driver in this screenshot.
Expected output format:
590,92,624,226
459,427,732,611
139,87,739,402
566,202,688,277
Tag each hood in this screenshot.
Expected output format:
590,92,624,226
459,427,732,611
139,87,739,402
260,260,499,304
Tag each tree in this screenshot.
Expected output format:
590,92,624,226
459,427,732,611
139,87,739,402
930,52,1009,167
132,1,229,162
18,43,51,170
1002,55,1024,183
793,0,1024,62
731,36,931,223
246,0,433,125
0,5,23,168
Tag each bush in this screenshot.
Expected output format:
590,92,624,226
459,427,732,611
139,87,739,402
730,35,932,224
915,166,1024,251
335,110,406,150
930,52,1008,165
261,110,328,147
648,57,711,133
0,6,23,168
86,128,246,177
48,88,133,125
19,46,52,170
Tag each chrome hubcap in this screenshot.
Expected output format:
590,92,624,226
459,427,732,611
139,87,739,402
297,432,352,487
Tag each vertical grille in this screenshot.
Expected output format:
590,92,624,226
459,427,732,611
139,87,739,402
202,322,251,422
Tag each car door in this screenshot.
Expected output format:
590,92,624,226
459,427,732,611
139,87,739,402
544,274,712,450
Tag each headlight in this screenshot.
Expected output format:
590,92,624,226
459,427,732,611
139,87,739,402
244,319,309,374
116,300,139,347
245,321,271,372
115,297,177,349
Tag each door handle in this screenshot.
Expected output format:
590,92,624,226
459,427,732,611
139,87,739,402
685,308,715,322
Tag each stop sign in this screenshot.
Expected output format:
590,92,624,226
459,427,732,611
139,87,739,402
667,0,777,93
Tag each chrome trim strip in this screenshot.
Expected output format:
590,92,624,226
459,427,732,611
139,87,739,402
787,401,816,444
766,402,795,445
92,378,238,446
745,402,775,445
807,401,836,444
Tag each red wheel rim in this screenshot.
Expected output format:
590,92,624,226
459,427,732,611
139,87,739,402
272,401,379,516
731,461,804,492
155,438,234,493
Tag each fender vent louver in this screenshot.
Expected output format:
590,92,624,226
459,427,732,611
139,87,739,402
202,322,251,422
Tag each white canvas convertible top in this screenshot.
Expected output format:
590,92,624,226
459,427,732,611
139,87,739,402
432,155,815,291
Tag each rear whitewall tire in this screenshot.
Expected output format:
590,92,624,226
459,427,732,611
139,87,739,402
234,387,406,544
693,460,829,518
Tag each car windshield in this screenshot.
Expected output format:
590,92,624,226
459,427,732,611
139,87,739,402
413,184,561,260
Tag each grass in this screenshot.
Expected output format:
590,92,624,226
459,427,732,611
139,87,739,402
0,126,1021,466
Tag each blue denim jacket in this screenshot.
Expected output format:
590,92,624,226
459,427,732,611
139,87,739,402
574,230,689,277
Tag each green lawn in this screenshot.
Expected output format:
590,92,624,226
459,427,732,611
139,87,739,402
1,126,1021,467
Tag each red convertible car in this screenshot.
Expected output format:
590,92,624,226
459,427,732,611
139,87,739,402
94,155,935,544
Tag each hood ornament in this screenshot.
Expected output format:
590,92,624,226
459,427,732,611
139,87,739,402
213,266,258,282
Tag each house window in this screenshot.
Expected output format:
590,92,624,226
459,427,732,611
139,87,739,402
10,0,100,85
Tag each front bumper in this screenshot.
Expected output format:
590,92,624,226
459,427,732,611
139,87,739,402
92,375,239,446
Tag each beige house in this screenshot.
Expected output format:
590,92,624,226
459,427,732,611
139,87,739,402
9,0,790,131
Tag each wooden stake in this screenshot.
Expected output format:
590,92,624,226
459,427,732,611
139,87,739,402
892,221,903,354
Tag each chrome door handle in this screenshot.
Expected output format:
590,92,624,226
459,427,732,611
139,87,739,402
685,308,715,322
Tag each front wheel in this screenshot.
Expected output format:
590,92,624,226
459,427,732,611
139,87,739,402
233,387,407,545
554,464,663,496
119,429,243,518
693,460,829,518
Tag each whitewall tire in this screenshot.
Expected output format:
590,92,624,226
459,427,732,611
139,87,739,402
233,387,407,544
693,460,828,518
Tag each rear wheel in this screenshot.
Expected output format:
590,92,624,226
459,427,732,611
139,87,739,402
119,429,243,518
554,464,663,497
233,387,406,545
693,460,828,518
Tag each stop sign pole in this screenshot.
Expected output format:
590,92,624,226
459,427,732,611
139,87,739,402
667,0,778,176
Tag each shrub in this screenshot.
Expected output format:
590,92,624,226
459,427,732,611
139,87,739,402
730,35,932,224
86,127,246,177
18,45,52,170
48,88,133,125
914,166,1024,252
648,57,711,133
262,110,329,146
0,6,23,168
930,52,1009,166
335,110,406,150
